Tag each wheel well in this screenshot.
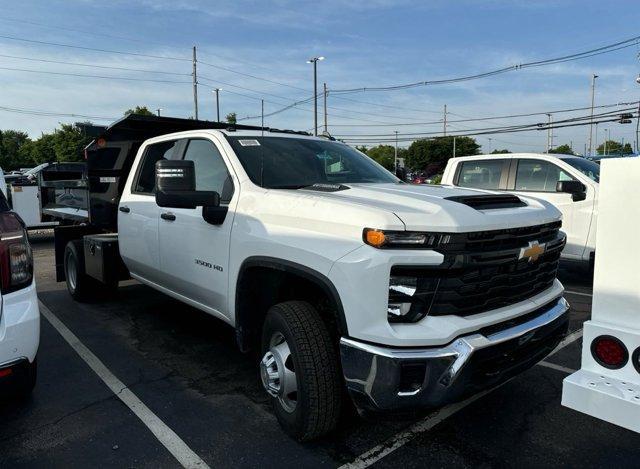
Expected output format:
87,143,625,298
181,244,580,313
235,260,346,352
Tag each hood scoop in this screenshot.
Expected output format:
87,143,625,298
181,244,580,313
445,194,527,210
303,183,350,192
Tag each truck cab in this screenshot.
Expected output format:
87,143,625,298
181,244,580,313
47,116,571,441
442,153,600,265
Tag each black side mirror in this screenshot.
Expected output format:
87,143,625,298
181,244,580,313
155,160,220,209
556,180,586,202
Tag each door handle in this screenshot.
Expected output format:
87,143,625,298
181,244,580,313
119,206,130,213
161,212,176,221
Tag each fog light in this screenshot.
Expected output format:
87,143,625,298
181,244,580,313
591,335,628,369
388,275,439,323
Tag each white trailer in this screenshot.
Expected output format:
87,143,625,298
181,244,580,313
562,157,640,433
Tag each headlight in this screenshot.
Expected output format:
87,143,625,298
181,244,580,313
364,228,449,249
388,274,440,323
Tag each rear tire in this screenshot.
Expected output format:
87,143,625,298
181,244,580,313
64,240,99,302
260,301,342,441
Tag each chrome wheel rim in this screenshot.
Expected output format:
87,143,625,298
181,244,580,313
260,332,298,413
66,252,77,291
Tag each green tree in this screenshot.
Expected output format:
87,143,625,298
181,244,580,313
549,144,574,155
226,112,237,124
0,130,31,170
490,149,511,154
355,145,368,154
51,124,93,162
596,140,633,155
124,106,155,116
365,145,398,171
405,136,479,172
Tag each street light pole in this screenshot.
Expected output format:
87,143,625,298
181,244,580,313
323,82,328,134
588,74,598,156
156,108,162,116
604,128,609,155
213,88,221,122
307,56,324,136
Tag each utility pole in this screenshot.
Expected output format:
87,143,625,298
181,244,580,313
156,108,162,116
192,46,199,120
323,82,328,134
588,74,598,156
546,113,553,152
488,137,492,154
261,99,264,136
443,104,447,136
453,136,457,158
213,88,221,122
594,122,599,155
394,130,398,171
604,128,609,155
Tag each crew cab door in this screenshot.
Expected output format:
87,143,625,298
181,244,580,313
157,137,236,320
508,158,592,259
118,139,180,283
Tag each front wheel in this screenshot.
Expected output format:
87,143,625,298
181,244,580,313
260,301,342,441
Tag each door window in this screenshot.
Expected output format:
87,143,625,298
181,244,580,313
514,159,574,192
182,139,234,202
134,140,178,194
457,159,504,190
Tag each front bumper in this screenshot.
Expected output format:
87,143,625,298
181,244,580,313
340,297,569,412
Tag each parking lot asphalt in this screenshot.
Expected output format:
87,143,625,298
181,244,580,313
1,232,638,468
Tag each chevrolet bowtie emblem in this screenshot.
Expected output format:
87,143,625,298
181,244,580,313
519,240,546,262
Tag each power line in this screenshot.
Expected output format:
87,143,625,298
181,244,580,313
330,34,640,94
0,104,117,120
338,109,638,142
0,65,191,83
0,34,190,61
0,53,191,76
326,101,640,127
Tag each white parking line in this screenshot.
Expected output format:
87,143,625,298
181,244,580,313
538,361,577,374
38,300,210,469
564,290,593,298
339,327,584,469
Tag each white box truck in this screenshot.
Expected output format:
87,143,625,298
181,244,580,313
562,157,640,433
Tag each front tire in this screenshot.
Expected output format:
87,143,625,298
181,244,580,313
260,301,342,441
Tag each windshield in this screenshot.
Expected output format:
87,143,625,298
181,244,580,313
226,136,398,188
564,157,600,182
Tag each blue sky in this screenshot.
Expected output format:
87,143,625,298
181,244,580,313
1,0,639,153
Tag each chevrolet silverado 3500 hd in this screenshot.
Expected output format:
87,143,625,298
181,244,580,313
43,115,569,441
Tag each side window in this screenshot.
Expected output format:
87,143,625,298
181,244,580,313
457,159,504,190
134,140,178,194
514,159,574,192
182,139,234,202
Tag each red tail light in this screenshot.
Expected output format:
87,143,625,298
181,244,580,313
591,335,629,369
0,211,33,294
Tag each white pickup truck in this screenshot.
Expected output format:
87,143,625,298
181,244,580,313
442,153,600,266
47,115,570,441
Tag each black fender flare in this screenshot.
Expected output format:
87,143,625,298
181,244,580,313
235,256,348,342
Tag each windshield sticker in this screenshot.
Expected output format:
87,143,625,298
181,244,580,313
239,139,260,146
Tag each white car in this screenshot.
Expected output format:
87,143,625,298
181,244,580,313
442,153,600,266
0,189,39,398
0,168,6,198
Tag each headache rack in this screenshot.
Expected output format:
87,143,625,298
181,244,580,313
38,114,309,231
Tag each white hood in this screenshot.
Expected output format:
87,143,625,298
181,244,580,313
297,183,562,232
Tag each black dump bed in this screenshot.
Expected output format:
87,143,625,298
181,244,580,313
39,114,306,231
